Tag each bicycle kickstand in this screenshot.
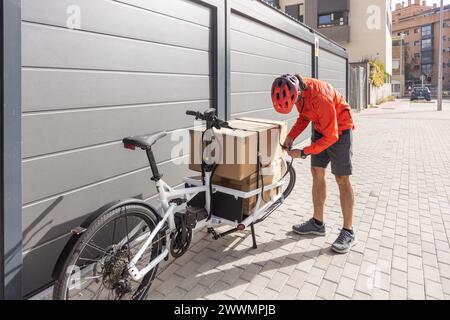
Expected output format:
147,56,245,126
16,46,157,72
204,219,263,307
251,223,257,249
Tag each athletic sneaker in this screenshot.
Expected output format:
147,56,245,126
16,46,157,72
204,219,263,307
332,229,356,254
292,218,326,236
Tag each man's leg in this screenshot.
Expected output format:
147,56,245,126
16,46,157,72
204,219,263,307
292,166,327,236
329,131,355,253
335,175,354,230
312,167,327,223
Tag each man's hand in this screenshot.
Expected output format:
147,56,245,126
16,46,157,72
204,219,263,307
283,136,294,151
287,149,309,159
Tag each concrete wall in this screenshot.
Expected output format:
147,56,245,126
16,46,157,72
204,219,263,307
369,83,392,105
279,0,392,75
345,0,392,74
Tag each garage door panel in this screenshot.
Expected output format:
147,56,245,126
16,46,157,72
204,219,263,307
231,51,310,76
231,92,272,115
22,0,210,51
231,73,277,93
319,50,347,97
230,12,312,121
232,108,295,122
231,29,311,64
231,13,311,54
23,235,70,297
23,159,191,251
22,100,211,158
118,0,211,27
22,131,194,205
23,69,211,112
23,23,210,75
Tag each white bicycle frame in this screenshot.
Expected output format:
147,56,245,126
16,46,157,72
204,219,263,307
127,158,290,281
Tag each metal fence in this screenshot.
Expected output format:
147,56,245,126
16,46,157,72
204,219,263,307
349,62,369,111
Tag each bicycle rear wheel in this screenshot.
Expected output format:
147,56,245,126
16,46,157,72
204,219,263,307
53,204,162,300
281,164,296,200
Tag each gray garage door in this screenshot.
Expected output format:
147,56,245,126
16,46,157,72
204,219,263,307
230,12,312,135
21,0,213,295
319,49,347,98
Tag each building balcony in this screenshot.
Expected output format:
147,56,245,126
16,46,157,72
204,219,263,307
318,24,350,43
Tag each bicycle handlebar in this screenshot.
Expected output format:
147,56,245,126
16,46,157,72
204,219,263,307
186,109,232,130
186,110,201,118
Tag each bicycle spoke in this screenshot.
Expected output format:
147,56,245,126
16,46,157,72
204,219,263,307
124,214,132,262
81,241,110,256
112,217,118,246
78,257,103,264
93,283,106,300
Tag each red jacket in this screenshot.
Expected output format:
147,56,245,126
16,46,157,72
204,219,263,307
288,78,355,155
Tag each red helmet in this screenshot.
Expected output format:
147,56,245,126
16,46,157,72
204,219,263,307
271,74,300,114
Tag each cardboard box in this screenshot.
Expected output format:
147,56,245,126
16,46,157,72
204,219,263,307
237,117,288,161
211,158,283,215
189,126,257,181
189,118,287,181
187,158,283,216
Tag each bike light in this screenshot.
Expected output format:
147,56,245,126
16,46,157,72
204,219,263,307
237,224,246,231
124,143,136,150
70,227,86,236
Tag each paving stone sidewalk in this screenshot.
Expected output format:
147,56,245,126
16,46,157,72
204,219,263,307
147,100,450,300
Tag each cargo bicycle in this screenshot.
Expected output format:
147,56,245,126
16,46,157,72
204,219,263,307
52,109,296,300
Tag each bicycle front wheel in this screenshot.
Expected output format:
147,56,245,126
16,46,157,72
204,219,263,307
53,204,162,300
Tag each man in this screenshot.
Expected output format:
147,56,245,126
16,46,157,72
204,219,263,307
271,74,356,254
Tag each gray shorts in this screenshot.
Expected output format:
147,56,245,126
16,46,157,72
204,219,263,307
311,129,353,176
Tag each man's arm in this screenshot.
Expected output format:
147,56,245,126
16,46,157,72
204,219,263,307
287,115,310,141
303,98,339,155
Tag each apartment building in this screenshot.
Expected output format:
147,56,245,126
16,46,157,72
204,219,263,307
392,36,406,97
271,0,393,76
393,0,450,93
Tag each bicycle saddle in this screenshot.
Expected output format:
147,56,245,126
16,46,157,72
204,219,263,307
123,131,167,150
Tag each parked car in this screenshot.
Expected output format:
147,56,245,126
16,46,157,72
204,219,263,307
410,87,431,101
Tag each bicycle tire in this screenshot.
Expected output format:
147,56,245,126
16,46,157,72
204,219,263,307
53,204,162,300
282,165,297,200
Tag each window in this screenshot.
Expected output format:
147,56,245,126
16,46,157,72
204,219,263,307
398,30,409,36
285,3,304,23
422,25,432,37
421,50,433,63
393,59,400,70
318,12,347,28
299,3,305,22
265,0,280,8
421,64,433,76
422,38,432,50
414,40,420,46
414,53,421,59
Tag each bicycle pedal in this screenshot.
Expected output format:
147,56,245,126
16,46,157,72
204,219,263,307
207,227,220,240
